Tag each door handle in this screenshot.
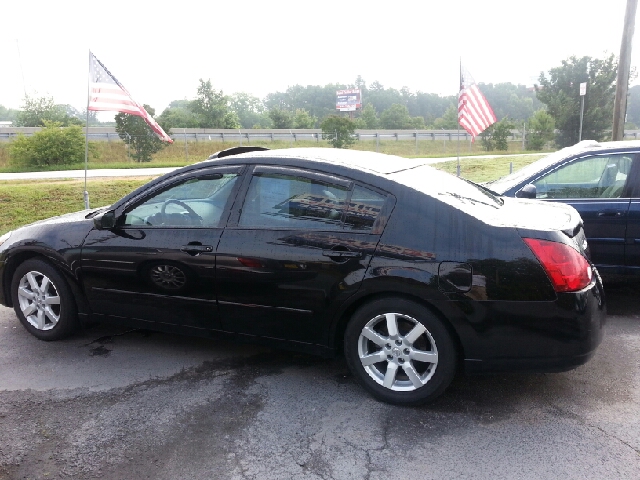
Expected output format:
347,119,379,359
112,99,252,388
597,210,624,217
180,244,213,255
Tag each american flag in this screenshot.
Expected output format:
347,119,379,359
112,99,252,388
458,66,496,140
88,52,173,143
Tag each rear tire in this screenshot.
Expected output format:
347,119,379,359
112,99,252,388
344,298,456,405
11,258,78,341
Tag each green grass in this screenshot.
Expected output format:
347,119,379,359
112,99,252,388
0,139,549,173
434,154,546,183
0,178,151,235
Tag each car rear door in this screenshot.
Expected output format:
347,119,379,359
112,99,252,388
215,165,392,345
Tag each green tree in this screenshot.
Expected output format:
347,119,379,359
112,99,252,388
412,92,452,124
264,83,347,122
230,93,267,129
625,84,640,126
293,109,316,128
115,105,167,162
321,116,356,148
190,79,240,128
157,100,201,130
536,55,617,147
0,104,18,123
15,95,81,127
479,83,540,120
9,121,92,167
357,104,379,129
379,103,426,129
379,104,411,129
268,108,294,128
492,118,515,151
480,118,514,151
431,104,459,129
480,126,495,151
526,110,555,150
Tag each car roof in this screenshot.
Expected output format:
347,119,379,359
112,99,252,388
201,147,431,175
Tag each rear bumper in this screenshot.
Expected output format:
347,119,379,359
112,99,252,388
458,277,606,374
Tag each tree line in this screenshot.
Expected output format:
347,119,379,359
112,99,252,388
1,54,635,162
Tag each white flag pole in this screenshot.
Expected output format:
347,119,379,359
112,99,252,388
83,50,91,209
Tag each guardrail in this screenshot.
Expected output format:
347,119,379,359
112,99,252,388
2,128,640,143
0,128,477,143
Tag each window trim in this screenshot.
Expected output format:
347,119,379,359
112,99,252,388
251,165,353,189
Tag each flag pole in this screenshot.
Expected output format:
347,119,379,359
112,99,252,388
457,58,461,177
83,50,91,209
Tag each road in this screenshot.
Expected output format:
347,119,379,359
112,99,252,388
0,281,639,479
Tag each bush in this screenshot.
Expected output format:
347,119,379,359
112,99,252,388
480,118,514,151
527,110,555,150
9,122,95,168
321,116,356,148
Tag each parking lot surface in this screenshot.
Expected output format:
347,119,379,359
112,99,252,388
1,281,639,479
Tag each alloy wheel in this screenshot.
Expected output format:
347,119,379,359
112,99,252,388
16,270,61,331
357,312,438,392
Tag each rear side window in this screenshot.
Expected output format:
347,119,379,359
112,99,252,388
239,173,349,229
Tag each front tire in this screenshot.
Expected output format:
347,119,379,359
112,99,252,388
344,298,456,405
11,258,78,341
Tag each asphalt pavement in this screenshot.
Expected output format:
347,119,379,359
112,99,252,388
1,280,639,479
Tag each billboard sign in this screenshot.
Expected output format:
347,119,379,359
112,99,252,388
336,89,362,111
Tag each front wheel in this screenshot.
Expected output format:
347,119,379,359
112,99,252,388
11,258,78,340
344,298,457,405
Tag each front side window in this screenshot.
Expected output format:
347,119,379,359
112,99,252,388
532,154,633,199
238,173,349,229
124,173,238,227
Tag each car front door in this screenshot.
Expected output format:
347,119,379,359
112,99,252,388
80,166,243,332
215,165,391,345
530,152,637,270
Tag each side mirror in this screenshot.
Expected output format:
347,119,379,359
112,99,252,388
93,210,116,230
516,184,537,199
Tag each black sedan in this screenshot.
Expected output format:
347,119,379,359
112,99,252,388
488,140,640,277
0,147,605,405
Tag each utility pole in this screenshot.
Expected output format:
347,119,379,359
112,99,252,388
612,0,638,140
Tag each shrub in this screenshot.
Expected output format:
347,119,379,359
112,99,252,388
9,122,94,168
321,116,356,148
527,110,555,150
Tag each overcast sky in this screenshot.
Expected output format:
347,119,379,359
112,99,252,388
1,0,637,115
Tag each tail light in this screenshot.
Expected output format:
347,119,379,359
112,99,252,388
523,238,592,293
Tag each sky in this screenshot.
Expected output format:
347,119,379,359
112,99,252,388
0,0,637,116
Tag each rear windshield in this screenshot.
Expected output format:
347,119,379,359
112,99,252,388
390,165,503,208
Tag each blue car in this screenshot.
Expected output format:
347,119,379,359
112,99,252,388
488,140,640,277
